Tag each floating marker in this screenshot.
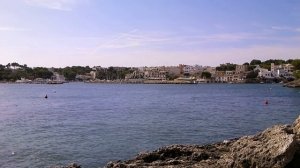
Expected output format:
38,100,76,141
265,100,269,105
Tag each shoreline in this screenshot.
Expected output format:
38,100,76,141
283,79,300,88
104,116,300,168
0,80,292,85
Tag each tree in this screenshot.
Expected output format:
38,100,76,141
264,59,285,65
11,62,20,69
201,71,212,79
292,59,300,79
32,67,53,79
96,69,107,80
250,59,262,65
0,64,5,70
216,63,236,71
286,59,294,64
292,59,300,70
166,72,179,80
260,64,271,71
62,67,77,81
246,70,259,79
6,63,11,69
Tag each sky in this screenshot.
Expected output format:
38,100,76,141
0,0,299,67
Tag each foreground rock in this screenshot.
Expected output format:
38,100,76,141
284,79,300,88
105,116,300,168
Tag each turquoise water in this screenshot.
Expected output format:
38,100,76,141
0,83,299,167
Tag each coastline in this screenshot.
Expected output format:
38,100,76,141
2,77,298,85
284,79,300,88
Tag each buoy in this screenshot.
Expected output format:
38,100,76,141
45,94,48,99
265,100,269,105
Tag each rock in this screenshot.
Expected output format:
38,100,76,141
292,115,300,135
105,116,300,168
221,125,296,168
283,79,300,88
52,163,81,168
287,116,300,168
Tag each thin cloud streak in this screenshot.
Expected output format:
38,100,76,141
271,26,300,32
179,33,269,46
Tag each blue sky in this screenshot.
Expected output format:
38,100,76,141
0,0,299,67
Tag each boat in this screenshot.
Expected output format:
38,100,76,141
47,80,64,84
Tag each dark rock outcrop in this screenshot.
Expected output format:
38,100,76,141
283,79,300,88
105,115,300,168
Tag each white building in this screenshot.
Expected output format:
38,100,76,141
52,72,66,82
255,67,274,79
271,63,294,78
90,71,96,80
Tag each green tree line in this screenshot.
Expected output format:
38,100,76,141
95,67,134,80
0,63,53,81
0,63,135,81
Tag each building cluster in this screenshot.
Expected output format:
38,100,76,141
123,63,294,84
16,72,67,84
75,71,96,81
255,63,294,79
214,65,248,83
12,62,295,84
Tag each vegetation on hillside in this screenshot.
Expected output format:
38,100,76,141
1,59,299,81
291,59,300,79
0,63,53,81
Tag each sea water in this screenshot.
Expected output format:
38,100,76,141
0,83,299,167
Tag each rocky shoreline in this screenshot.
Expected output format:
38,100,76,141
283,79,300,88
105,116,300,168
57,116,300,168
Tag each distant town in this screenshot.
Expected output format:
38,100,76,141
0,59,299,84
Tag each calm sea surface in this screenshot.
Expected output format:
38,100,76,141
0,83,299,167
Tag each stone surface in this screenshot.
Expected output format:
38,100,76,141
221,125,296,168
105,116,300,168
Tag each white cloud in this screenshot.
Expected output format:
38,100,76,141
24,0,87,11
271,26,300,32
